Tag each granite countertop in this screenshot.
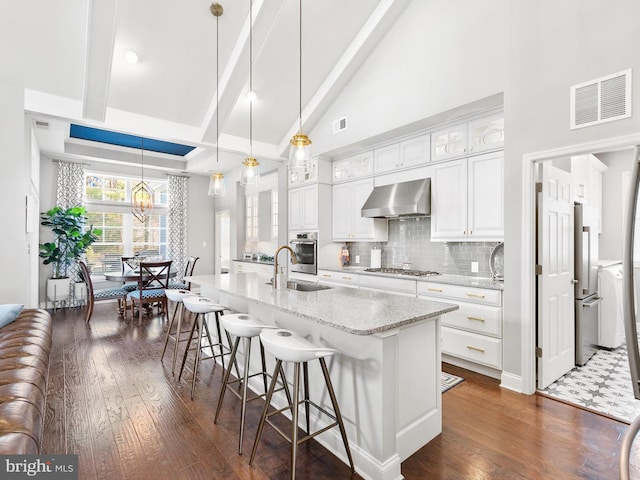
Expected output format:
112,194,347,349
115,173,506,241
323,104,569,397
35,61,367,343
187,273,458,336
232,258,275,265
318,266,504,291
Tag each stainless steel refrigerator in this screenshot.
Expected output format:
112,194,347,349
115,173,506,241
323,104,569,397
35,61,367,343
574,202,602,366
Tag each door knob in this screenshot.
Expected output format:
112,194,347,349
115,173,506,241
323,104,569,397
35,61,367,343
571,279,578,284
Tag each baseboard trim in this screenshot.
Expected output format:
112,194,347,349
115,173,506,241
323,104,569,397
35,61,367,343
500,371,524,393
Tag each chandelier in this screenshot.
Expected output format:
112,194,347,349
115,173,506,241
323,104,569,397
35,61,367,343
131,137,153,222
288,0,311,171
208,2,227,197
240,0,260,186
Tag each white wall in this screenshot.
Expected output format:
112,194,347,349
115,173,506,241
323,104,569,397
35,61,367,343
598,151,631,261
0,81,32,306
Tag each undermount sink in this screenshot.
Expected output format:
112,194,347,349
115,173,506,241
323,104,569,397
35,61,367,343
266,280,332,292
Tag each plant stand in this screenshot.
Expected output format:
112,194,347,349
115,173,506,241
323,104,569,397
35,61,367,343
46,278,71,312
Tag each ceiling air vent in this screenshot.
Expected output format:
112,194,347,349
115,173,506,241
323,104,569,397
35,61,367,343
570,69,631,129
333,117,347,134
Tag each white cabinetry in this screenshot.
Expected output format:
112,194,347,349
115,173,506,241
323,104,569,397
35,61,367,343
431,152,503,241
317,269,360,288
359,274,416,296
332,151,373,183
571,154,606,234
332,178,388,241
232,261,273,275
289,156,318,187
288,184,318,231
431,124,468,162
417,282,503,373
467,113,504,154
374,134,430,174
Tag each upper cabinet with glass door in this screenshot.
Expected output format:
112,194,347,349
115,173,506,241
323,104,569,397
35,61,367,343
431,124,468,162
289,156,318,187
332,151,373,183
467,113,504,154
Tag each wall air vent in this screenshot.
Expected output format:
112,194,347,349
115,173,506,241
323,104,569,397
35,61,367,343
570,69,631,129
333,117,347,134
35,120,49,129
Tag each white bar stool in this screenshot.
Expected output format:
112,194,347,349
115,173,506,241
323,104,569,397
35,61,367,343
179,296,238,399
214,314,292,455
249,329,355,479
161,289,197,376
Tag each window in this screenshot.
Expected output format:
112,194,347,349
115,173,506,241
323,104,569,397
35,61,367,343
246,193,258,240
84,173,168,273
271,189,278,239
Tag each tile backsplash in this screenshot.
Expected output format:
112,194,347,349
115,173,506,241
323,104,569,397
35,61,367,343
346,217,500,277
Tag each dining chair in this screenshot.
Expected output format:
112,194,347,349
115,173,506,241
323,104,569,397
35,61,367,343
120,256,139,293
168,256,199,290
78,260,129,323
128,260,172,323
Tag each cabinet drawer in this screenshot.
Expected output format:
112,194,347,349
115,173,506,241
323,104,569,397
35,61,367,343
417,282,501,306
359,275,416,294
441,326,502,369
317,270,359,288
440,301,501,337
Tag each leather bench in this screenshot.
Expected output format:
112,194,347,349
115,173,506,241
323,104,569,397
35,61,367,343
0,309,52,454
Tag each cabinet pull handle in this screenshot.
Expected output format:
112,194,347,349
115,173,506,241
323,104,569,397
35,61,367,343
342,276,352,280
466,345,485,353
466,293,485,299
427,288,443,292
463,230,466,235
470,230,473,235
467,316,485,322
321,274,331,278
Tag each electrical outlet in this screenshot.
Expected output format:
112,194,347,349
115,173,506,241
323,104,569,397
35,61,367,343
471,261,479,273
355,255,360,264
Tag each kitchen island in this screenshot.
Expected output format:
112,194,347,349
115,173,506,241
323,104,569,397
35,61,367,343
187,273,457,480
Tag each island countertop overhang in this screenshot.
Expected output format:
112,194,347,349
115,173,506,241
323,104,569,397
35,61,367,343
187,273,458,335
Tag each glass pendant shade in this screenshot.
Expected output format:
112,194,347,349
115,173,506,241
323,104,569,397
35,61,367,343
131,180,153,222
208,172,226,197
240,157,260,185
289,133,312,170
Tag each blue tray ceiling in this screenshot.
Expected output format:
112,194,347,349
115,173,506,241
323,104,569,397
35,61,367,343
70,124,196,156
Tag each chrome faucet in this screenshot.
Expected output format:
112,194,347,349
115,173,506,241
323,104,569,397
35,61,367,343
273,245,297,289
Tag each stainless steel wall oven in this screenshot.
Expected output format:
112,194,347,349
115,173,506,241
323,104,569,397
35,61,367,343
290,233,317,274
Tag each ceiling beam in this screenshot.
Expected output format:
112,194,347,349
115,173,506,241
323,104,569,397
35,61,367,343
199,0,288,152
82,0,118,122
277,0,412,157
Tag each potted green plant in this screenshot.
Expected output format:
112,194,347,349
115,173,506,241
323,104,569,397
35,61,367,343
39,206,101,302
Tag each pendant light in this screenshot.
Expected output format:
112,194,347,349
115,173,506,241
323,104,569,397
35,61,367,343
240,0,260,186
208,2,227,197
131,137,154,222
288,0,311,171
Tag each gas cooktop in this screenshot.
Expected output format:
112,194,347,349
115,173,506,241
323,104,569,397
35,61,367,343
364,267,440,277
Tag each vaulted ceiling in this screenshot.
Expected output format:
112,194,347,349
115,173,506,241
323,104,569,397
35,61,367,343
5,0,410,175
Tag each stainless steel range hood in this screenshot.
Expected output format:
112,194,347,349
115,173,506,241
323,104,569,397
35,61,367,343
361,178,431,218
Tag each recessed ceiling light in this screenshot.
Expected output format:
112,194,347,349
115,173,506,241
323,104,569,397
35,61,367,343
246,90,257,102
123,50,139,64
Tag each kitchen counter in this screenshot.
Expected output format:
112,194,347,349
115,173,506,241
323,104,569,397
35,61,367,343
232,258,274,265
187,272,455,480
187,273,457,335
319,266,504,291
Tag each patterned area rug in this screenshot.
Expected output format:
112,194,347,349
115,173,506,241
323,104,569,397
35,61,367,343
540,343,640,424
442,372,463,393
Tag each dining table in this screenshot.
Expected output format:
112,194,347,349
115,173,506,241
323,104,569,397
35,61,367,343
104,269,177,283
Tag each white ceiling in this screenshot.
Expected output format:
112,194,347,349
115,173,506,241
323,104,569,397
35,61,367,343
4,0,409,176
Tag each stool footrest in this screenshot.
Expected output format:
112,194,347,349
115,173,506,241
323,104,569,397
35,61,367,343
264,399,340,446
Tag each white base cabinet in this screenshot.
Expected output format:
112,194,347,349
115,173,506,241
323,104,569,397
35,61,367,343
417,281,503,372
232,261,273,275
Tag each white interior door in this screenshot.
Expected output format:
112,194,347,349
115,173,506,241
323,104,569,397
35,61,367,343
537,162,575,389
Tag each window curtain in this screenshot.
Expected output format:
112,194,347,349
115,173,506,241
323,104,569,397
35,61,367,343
55,161,86,307
168,175,188,280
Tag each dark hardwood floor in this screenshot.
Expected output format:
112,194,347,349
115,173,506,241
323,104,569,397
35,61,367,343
43,303,639,479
